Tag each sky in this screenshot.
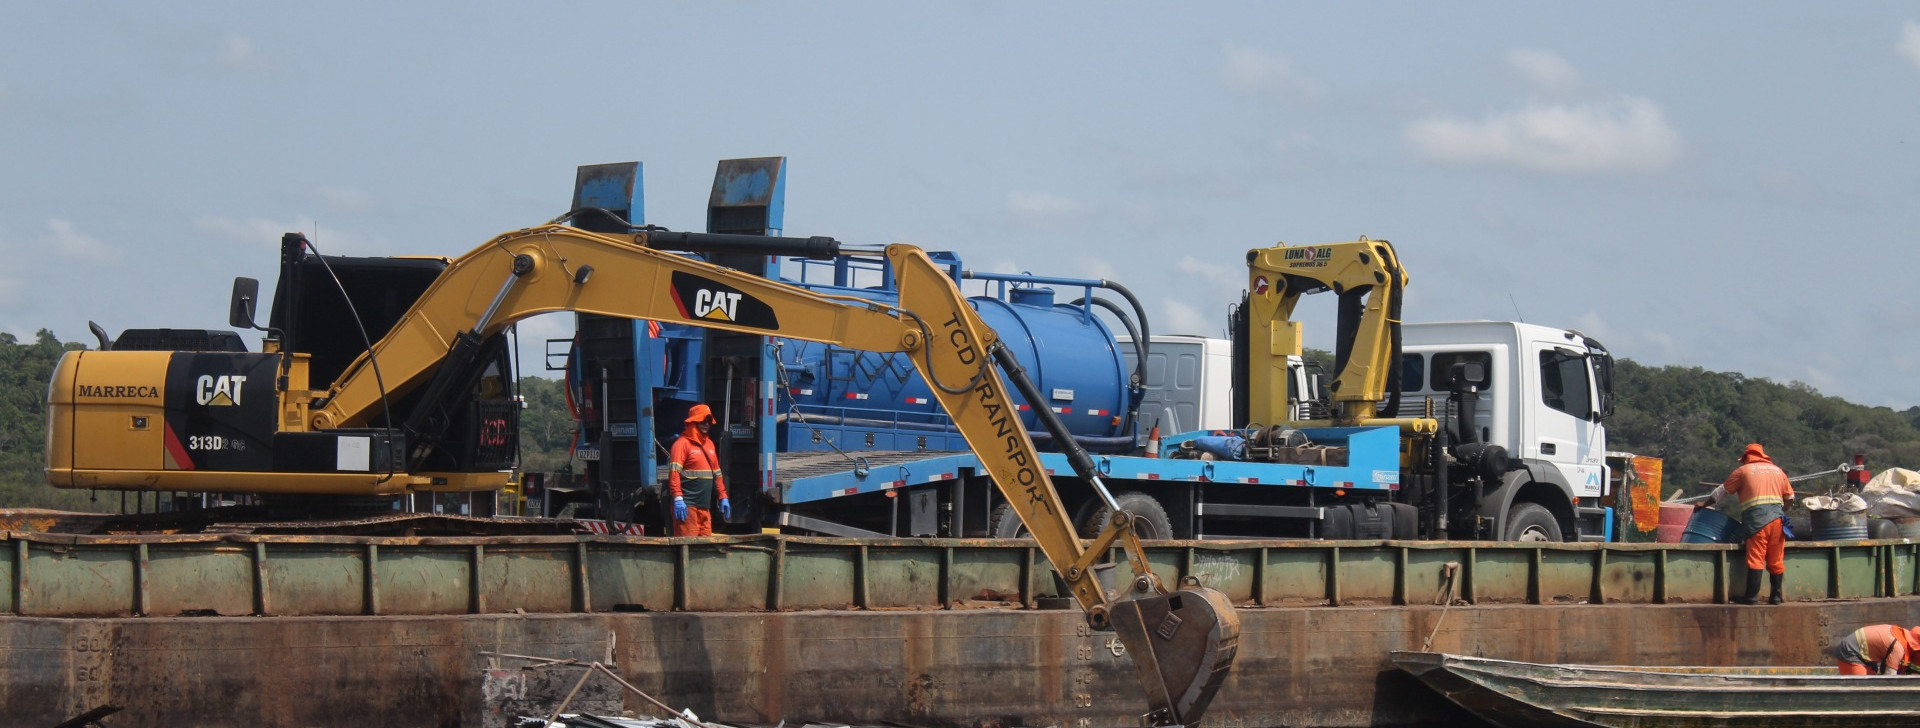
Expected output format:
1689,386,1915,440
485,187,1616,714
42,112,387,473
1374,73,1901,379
5,4,1920,408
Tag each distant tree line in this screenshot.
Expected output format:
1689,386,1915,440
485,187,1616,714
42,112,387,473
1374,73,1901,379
0,332,1914,511
0,331,92,510
1607,360,1919,499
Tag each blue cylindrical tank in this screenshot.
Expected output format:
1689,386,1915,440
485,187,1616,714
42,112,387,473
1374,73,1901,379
774,284,1129,445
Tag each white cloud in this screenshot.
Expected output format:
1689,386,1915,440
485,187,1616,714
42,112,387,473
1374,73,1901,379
1404,95,1681,175
1900,21,1920,72
1505,49,1580,95
1073,256,1121,283
220,34,259,68
1157,298,1212,337
1221,43,1321,99
44,219,117,263
1175,256,1241,290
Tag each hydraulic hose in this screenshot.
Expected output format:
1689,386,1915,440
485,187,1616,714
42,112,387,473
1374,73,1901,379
1076,278,1151,435
1070,293,1149,436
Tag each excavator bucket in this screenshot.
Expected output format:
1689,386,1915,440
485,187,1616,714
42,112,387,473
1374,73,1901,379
1109,585,1241,726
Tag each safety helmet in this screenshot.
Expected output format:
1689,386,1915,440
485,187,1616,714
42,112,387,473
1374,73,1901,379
685,403,716,424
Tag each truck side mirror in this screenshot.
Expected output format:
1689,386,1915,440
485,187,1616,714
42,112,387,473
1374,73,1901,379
230,277,261,329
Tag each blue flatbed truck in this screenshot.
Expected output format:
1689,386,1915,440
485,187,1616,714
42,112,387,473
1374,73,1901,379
545,158,1617,544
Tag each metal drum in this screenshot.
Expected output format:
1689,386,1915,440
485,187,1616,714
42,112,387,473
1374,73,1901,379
1681,507,1747,544
1896,517,1920,539
1656,503,1693,544
1811,510,1869,541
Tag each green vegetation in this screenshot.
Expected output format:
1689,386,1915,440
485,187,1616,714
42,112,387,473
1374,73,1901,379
516,376,579,475
1607,360,1920,500
0,331,92,510
0,332,1914,512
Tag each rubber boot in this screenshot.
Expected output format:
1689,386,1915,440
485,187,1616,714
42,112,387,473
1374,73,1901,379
1768,572,1784,605
1732,571,1761,605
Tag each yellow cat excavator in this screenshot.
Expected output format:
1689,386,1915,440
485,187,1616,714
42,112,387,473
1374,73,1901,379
45,222,1238,725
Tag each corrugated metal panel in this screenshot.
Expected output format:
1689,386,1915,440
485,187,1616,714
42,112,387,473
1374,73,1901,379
2,532,1917,617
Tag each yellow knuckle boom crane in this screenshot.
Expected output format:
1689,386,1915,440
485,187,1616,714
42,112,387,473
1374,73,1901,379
1244,236,1424,431
45,223,1238,725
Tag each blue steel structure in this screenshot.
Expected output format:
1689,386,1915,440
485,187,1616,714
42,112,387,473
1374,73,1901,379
551,158,1413,540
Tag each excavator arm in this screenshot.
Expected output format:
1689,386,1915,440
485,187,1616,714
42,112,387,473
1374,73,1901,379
325,224,1237,725
50,223,1237,725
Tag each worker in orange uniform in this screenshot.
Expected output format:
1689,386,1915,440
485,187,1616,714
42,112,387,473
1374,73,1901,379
668,403,729,536
1826,624,1920,675
1697,443,1794,604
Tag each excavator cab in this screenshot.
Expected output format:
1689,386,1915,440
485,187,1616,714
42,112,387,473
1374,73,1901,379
244,233,521,476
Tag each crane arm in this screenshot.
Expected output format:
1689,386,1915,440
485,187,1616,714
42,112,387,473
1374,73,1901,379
1245,237,1413,428
314,224,1236,725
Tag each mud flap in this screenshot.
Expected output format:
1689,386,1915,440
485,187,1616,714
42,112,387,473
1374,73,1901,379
1109,586,1241,726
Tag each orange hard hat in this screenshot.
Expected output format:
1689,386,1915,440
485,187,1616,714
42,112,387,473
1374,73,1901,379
685,403,715,424
1907,626,1920,652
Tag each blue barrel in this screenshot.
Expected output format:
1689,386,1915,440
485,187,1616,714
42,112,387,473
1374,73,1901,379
1811,510,1869,541
1681,507,1747,544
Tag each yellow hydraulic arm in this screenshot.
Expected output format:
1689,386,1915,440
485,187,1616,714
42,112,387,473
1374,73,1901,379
1245,237,1431,433
341,225,1238,725
49,224,1238,725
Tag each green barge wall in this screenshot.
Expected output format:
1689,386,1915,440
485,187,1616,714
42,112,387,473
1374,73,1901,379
5,533,1920,727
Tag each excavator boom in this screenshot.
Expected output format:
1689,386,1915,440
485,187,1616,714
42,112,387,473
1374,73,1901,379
47,223,1237,725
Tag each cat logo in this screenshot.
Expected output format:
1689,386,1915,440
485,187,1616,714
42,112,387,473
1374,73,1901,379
692,289,742,322
196,375,247,406
668,271,780,330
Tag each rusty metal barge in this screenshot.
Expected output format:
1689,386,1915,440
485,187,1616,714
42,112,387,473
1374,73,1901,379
5,531,1920,727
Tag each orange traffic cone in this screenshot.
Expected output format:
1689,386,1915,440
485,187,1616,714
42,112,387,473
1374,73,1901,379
1145,420,1161,459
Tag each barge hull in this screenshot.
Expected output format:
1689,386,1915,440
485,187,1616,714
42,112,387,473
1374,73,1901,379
7,599,1920,728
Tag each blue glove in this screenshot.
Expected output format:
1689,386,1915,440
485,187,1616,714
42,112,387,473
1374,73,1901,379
672,496,688,522
718,498,731,520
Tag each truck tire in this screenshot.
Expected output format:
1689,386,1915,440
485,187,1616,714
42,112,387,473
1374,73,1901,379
1503,502,1562,542
1080,492,1175,540
990,503,1032,539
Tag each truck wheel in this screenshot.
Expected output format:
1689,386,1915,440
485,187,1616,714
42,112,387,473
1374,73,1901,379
1080,492,1175,540
990,503,1032,539
1503,502,1562,542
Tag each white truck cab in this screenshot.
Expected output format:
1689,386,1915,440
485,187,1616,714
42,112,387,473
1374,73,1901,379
1398,321,1614,541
